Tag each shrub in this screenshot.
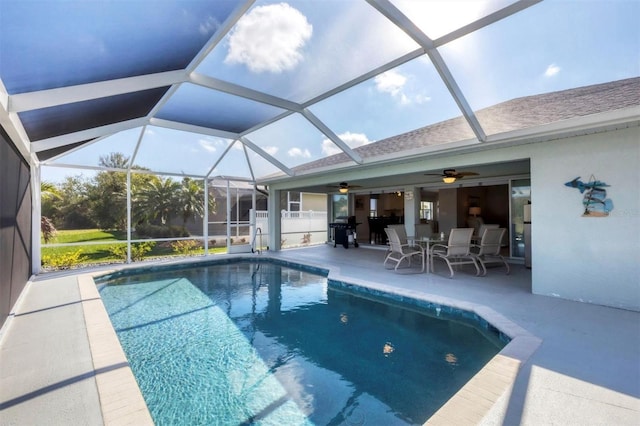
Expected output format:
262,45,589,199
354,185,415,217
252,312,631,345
41,216,57,243
108,242,156,261
171,239,200,255
42,250,84,269
135,223,189,238
131,242,155,261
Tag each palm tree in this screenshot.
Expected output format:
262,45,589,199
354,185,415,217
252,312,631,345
136,177,181,225
178,178,205,226
41,181,62,201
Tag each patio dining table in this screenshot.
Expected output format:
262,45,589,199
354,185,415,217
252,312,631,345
413,237,447,274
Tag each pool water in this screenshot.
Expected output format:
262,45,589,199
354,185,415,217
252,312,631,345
98,260,505,425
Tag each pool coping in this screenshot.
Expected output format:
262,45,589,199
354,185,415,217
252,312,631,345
78,273,154,425
82,254,542,425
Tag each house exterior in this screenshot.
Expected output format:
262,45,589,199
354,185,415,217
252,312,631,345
264,79,640,311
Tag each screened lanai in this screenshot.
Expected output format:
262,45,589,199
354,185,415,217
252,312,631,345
2,0,637,177
1,2,640,424
2,0,637,251
0,1,638,274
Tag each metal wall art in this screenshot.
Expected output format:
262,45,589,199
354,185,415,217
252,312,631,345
564,176,614,217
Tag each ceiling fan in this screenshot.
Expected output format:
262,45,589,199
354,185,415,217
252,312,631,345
425,169,479,184
328,182,361,193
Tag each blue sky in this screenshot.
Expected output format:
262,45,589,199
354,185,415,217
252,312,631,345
40,0,639,184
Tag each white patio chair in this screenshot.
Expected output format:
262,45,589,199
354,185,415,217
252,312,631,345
385,224,421,254
383,227,424,271
471,228,510,275
430,228,481,278
472,223,499,244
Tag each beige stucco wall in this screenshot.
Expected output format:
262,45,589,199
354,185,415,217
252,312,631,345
529,126,640,311
301,192,327,211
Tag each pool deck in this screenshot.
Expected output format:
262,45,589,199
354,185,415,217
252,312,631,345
1,244,638,425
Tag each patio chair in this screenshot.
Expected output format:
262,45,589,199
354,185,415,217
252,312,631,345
385,223,421,253
472,223,499,243
471,228,510,275
383,227,424,271
430,228,481,278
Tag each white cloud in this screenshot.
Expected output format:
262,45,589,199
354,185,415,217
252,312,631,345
374,70,431,105
225,3,312,73
322,132,372,156
198,139,217,152
263,146,279,156
288,147,311,158
413,93,432,104
545,63,561,77
375,70,407,96
321,139,341,156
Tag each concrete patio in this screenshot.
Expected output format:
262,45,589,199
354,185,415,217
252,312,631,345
1,244,638,425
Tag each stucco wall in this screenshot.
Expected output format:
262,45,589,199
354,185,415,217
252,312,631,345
301,192,327,211
530,126,640,311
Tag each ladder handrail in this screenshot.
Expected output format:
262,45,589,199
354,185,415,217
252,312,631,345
251,227,262,254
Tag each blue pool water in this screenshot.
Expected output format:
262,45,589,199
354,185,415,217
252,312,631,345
98,260,506,425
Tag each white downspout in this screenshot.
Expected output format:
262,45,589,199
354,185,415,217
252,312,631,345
226,180,231,249
126,171,131,263
203,178,209,255
31,162,41,274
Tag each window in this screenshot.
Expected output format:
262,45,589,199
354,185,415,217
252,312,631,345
370,198,378,217
420,201,433,220
332,194,348,221
281,191,301,212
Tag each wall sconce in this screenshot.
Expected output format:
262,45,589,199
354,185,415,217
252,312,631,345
469,206,481,217
442,176,456,184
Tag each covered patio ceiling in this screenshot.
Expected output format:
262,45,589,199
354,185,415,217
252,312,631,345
279,159,532,195
1,0,638,186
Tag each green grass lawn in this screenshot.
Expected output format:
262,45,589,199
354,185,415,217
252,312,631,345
41,229,227,268
45,229,127,244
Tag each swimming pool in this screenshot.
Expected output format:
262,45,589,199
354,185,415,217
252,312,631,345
98,259,507,425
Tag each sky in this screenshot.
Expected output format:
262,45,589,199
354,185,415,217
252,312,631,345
37,0,640,184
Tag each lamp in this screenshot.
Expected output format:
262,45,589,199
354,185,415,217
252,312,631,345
443,176,456,184
339,182,349,193
469,206,481,217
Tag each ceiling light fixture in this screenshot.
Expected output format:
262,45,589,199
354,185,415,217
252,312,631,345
443,176,456,184
339,182,349,193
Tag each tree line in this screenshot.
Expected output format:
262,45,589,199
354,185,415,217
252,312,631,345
42,153,215,235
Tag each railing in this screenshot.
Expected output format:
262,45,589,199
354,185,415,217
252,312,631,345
254,210,328,248
251,227,262,254
280,210,326,219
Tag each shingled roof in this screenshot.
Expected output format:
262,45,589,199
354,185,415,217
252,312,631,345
292,77,640,173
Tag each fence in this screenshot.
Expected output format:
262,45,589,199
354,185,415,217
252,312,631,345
255,210,328,249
